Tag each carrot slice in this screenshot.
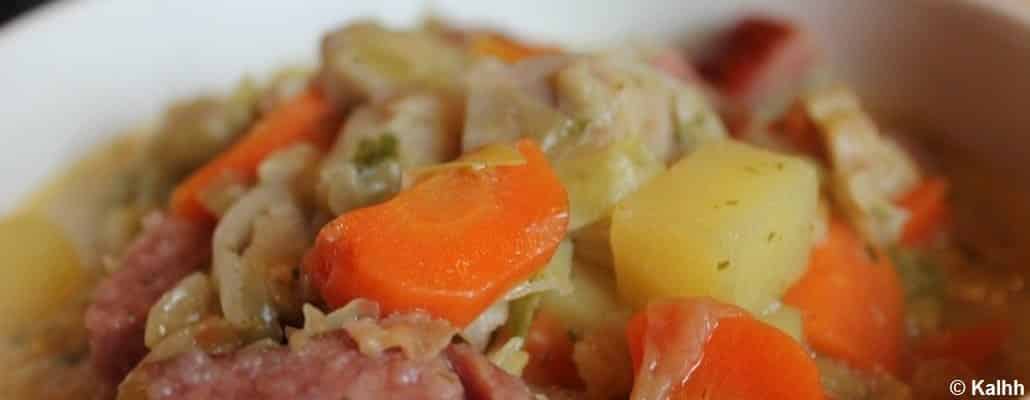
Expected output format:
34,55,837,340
627,299,823,400
169,88,340,222
897,177,951,247
784,219,905,374
916,319,1011,371
305,139,569,326
471,33,561,63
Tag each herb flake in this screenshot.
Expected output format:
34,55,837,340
353,133,399,167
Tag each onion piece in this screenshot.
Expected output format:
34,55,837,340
212,185,306,340
144,273,217,348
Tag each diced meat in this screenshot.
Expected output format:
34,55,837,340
86,213,211,383
446,344,533,400
126,332,526,400
700,17,817,105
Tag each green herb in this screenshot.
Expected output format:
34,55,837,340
717,260,731,270
725,200,739,206
889,247,943,300
767,232,778,242
775,162,785,171
353,133,399,167
744,166,760,174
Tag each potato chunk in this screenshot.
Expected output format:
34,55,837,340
611,140,818,312
0,213,84,332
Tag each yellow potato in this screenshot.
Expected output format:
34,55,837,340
611,140,818,313
0,213,84,331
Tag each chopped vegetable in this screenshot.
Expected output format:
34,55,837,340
784,219,905,373
555,137,664,230
305,139,569,326
916,319,1011,370
170,88,340,222
140,317,244,364
320,92,462,214
570,216,615,270
471,33,561,63
897,177,951,247
573,321,635,399
522,311,584,388
0,213,84,332
626,298,823,400
407,142,526,186
816,355,913,400
143,273,217,348
462,59,577,154
487,337,530,376
758,303,804,343
539,260,629,336
612,140,819,312
212,185,309,340
461,301,510,351
320,22,468,105
553,55,724,163
801,85,921,246
505,239,574,301
149,78,261,179
889,247,945,336
502,240,574,339
504,295,542,339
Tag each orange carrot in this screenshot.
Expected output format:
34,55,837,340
626,299,824,400
784,219,905,374
471,33,561,63
304,139,569,326
522,311,583,388
916,319,1011,370
897,177,951,247
169,88,340,222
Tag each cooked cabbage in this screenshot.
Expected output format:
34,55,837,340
291,300,457,361
147,78,260,181
405,142,526,186
554,137,664,230
803,85,920,246
553,54,725,163
505,240,574,301
144,272,217,348
487,337,530,376
319,92,462,214
212,185,309,340
143,317,244,363
320,22,468,106
258,66,314,114
462,58,577,153
460,301,510,351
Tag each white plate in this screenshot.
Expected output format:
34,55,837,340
1,0,1028,211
